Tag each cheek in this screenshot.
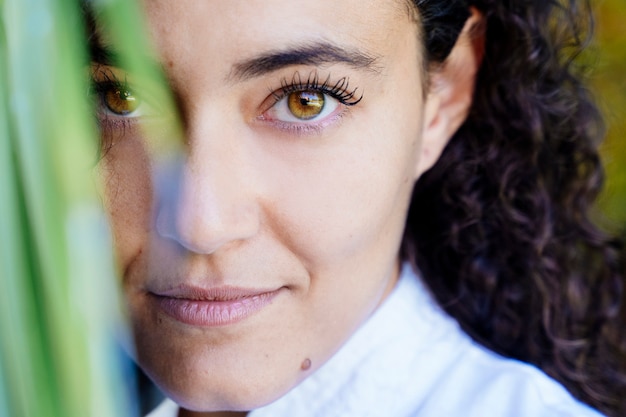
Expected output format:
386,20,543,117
100,137,153,270
260,120,421,267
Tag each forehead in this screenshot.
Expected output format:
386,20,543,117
141,0,420,79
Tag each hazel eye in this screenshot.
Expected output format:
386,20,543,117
288,91,325,120
100,84,141,116
266,90,340,123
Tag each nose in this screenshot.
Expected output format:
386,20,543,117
155,117,260,255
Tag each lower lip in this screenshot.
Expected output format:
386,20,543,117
154,291,280,327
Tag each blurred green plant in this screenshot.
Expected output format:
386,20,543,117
0,0,126,415
0,0,176,415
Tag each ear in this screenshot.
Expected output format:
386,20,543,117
415,7,485,178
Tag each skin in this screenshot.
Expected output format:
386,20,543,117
95,0,482,415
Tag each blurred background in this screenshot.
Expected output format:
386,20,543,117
594,0,626,228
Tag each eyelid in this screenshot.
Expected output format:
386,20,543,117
255,71,364,136
90,80,146,118
88,75,143,143
89,65,166,118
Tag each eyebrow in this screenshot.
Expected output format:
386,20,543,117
230,41,381,82
89,40,119,66
89,39,167,83
88,33,161,71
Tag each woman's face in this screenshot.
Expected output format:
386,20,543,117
98,0,441,412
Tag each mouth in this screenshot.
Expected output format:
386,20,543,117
150,285,283,327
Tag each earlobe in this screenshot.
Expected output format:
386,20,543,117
415,7,485,178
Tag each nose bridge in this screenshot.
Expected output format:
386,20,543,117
156,107,259,254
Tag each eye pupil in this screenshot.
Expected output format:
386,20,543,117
288,91,325,120
104,87,140,115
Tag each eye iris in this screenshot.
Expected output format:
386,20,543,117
104,87,139,115
287,91,325,120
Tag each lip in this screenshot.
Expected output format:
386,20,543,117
151,285,282,327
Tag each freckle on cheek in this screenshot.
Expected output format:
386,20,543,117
300,358,312,371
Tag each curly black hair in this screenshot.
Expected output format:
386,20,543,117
404,1,626,415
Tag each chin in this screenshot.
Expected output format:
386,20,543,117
133,325,307,414
147,366,297,413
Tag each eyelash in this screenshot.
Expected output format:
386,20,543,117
91,76,123,92
270,71,363,107
90,69,130,104
257,71,363,135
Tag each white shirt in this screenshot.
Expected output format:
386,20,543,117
147,265,604,417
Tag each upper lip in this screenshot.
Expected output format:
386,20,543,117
152,285,282,301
